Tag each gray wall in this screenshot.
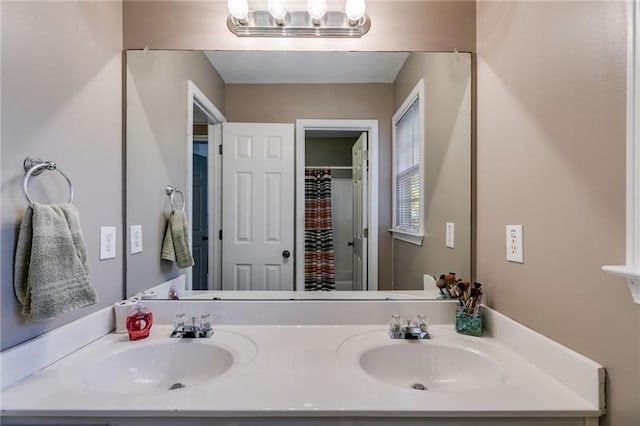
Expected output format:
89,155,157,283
225,83,394,289
0,1,123,350
123,1,476,53
392,52,472,289
476,1,637,425
305,137,357,168
126,50,225,296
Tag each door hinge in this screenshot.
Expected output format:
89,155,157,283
364,228,369,238
218,229,222,240
364,150,369,161
218,144,223,155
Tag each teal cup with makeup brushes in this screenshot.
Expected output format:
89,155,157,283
455,308,483,336
455,282,484,336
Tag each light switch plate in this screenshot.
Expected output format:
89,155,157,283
506,225,524,263
130,225,143,254
100,226,116,260
445,222,455,248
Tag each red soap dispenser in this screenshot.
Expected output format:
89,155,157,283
126,301,153,341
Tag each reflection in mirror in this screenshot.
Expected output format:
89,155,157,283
126,50,471,300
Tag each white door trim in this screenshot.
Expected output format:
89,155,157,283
186,80,226,291
210,123,223,290
295,119,379,291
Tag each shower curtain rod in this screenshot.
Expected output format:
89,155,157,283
304,166,352,170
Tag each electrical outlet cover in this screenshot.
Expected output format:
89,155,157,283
446,222,455,248
100,226,117,260
506,225,524,263
131,225,143,254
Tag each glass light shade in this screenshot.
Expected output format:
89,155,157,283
307,0,327,21
345,0,366,21
268,0,288,21
228,0,249,20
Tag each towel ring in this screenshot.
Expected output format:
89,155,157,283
22,157,74,206
165,185,186,211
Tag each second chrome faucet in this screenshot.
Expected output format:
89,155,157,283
388,314,430,340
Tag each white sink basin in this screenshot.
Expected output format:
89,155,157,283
82,341,233,394
64,330,257,395
339,330,508,392
359,342,506,392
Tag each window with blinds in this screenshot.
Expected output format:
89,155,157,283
392,79,424,245
395,98,421,231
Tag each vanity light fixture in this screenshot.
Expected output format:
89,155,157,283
306,0,327,26
227,0,370,37
228,0,249,23
344,0,366,25
268,0,288,25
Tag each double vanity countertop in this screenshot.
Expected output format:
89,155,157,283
1,319,603,422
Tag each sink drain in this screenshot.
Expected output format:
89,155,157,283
168,383,186,390
410,383,427,391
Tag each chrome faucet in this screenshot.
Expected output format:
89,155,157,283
388,314,430,340
170,314,214,338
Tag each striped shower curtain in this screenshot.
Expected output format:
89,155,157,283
304,168,336,291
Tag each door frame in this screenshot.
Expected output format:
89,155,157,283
186,81,226,291
295,119,379,291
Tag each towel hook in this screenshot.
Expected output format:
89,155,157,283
22,157,74,206
165,185,186,211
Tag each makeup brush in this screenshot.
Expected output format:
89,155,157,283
468,282,483,315
436,274,450,297
455,281,468,306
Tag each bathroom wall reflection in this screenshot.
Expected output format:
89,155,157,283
125,50,471,300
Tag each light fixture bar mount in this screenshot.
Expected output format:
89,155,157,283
227,10,370,38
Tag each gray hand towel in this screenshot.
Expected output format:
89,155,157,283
14,203,98,321
161,209,194,269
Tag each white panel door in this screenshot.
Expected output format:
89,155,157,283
352,132,368,291
222,123,294,290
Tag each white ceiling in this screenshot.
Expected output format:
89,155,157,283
205,51,410,84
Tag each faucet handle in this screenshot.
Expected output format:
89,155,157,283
414,314,429,332
199,314,213,331
174,314,186,328
389,314,403,332
388,314,406,339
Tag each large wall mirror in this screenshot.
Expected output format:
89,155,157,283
125,50,471,300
